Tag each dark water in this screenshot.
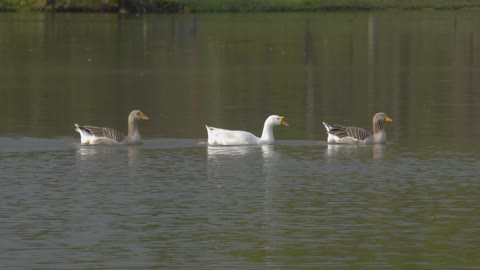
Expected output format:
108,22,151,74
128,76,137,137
1,11,480,269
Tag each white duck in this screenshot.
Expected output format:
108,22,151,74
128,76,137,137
322,112,392,144
74,110,149,145
206,115,289,145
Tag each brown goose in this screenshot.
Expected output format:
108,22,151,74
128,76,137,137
322,112,392,144
74,110,149,145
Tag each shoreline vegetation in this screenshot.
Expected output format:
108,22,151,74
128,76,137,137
1,0,480,13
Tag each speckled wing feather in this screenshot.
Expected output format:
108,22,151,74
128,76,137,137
328,125,372,140
345,126,372,140
83,126,126,143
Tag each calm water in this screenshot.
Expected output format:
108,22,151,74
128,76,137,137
1,11,480,269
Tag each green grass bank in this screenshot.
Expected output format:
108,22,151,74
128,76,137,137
2,0,480,13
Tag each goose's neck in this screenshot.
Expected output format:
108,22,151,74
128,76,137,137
260,121,275,144
372,120,387,143
373,120,383,135
128,118,140,139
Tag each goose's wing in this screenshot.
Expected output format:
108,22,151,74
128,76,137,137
206,126,259,145
324,124,372,144
75,124,126,144
84,126,126,142
343,126,372,141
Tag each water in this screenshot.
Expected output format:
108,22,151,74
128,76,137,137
1,11,480,269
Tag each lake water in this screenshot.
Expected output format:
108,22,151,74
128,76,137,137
1,11,480,269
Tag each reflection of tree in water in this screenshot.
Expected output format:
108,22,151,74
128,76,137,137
2,13,480,143
304,18,317,139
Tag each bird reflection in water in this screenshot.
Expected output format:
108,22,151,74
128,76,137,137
325,143,387,160
206,144,280,185
74,144,141,166
75,144,100,160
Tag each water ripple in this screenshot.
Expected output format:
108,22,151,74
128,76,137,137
1,138,480,269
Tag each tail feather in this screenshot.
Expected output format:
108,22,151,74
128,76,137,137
74,123,91,136
205,125,217,134
74,123,81,133
205,125,218,145
322,122,333,132
205,125,215,138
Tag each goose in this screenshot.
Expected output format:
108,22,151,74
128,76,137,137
206,115,288,145
322,112,392,144
74,110,149,145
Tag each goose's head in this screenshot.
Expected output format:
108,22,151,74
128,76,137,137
130,110,149,121
373,112,392,123
266,115,289,127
